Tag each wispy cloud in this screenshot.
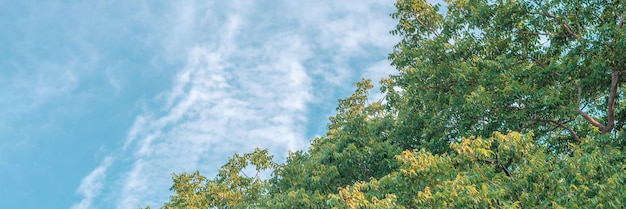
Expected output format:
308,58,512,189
71,157,113,209
73,1,398,208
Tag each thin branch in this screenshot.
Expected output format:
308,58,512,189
517,30,571,38
473,163,500,187
575,12,582,35
547,119,581,142
413,12,439,37
526,55,546,68
500,164,511,177
575,85,601,129
484,159,498,164
592,12,604,24
519,114,540,131
240,171,250,178
604,71,619,133
506,105,528,110
515,50,546,67
528,12,583,40
577,86,582,105
562,23,583,40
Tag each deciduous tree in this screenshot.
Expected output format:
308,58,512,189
143,0,626,208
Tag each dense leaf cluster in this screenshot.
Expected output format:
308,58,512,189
143,0,625,208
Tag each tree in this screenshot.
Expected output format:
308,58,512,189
264,79,402,208
144,0,625,208
148,148,276,209
386,0,626,152
326,132,625,208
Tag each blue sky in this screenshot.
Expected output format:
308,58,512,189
0,1,405,208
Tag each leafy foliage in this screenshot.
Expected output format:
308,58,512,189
387,0,626,152
327,132,625,208
149,148,276,209
143,0,625,208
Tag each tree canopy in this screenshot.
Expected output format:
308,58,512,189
143,0,625,208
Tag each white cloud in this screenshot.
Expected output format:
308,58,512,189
71,157,113,209
113,39,314,208
73,1,399,208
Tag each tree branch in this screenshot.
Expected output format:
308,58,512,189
577,85,582,105
576,109,606,129
576,18,582,36
413,12,439,37
592,12,604,25
576,71,619,134
483,159,498,164
562,23,583,40
546,119,581,142
500,164,511,177
526,54,546,68
515,50,546,68
528,12,583,40
517,30,571,38
605,71,619,133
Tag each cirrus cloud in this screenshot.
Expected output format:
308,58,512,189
72,1,399,208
